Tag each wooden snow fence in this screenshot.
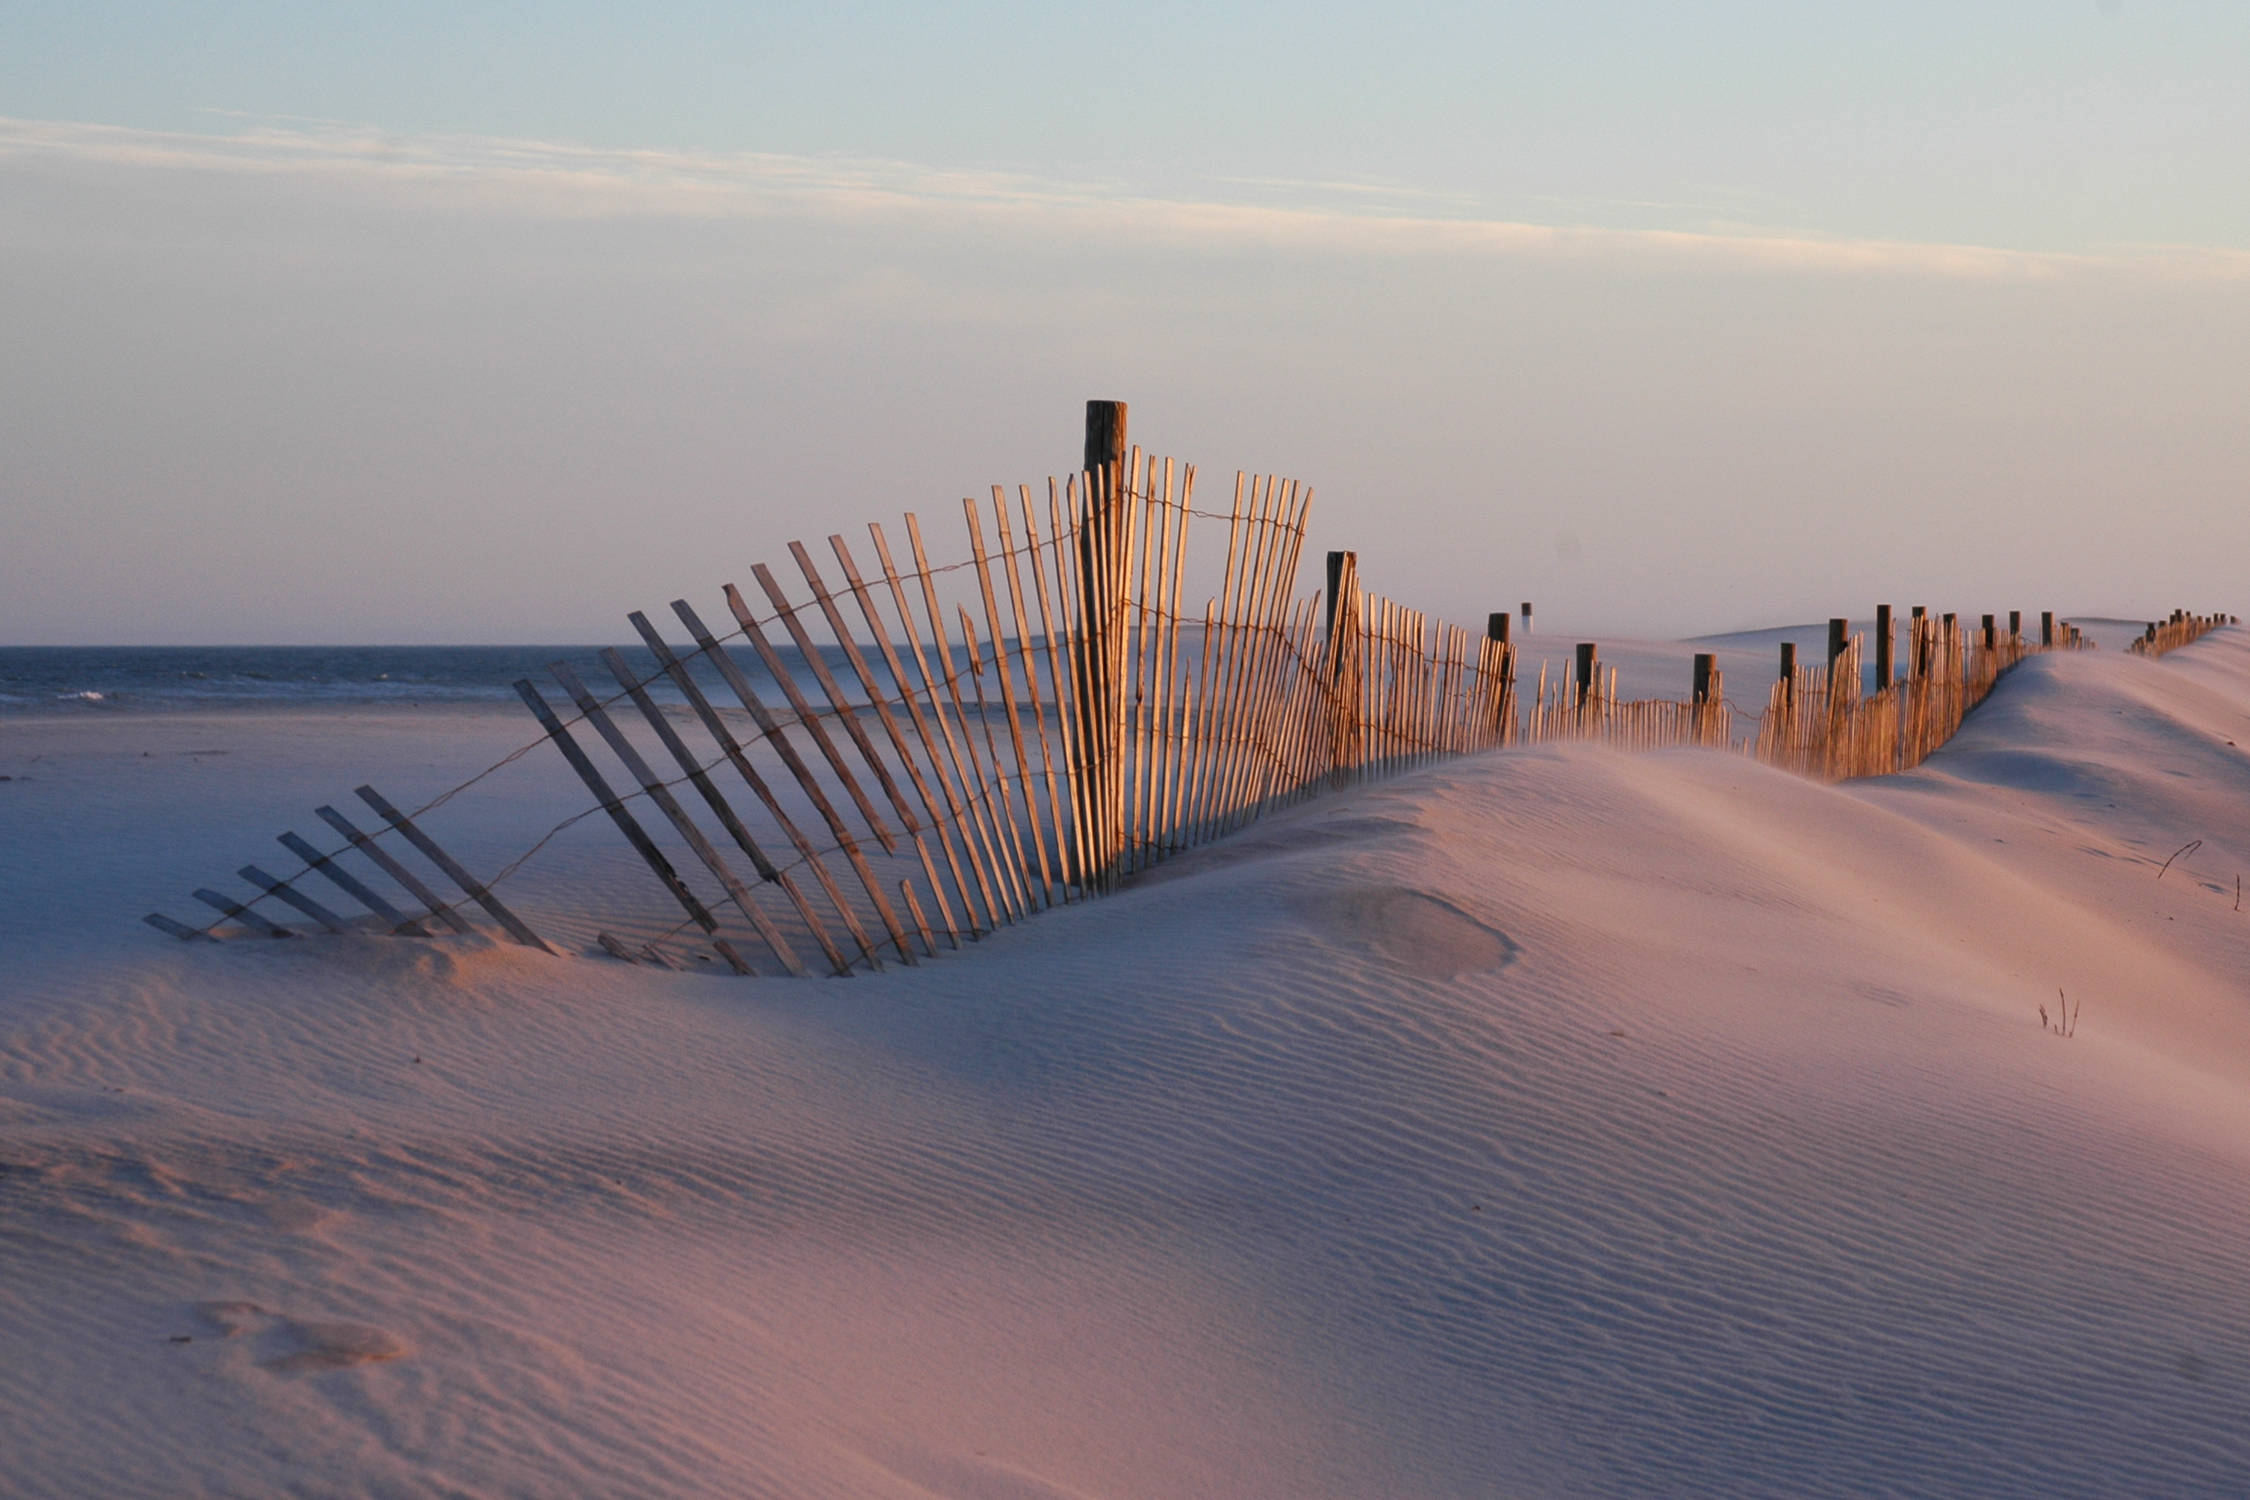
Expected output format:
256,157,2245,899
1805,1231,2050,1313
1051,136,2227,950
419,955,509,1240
141,419,1518,972
1517,650,1733,752
138,403,2137,972
2130,610,2236,659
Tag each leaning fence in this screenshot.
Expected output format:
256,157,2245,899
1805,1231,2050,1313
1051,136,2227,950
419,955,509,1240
142,410,2213,973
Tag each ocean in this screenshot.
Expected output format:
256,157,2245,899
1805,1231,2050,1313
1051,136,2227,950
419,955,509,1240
0,645,886,715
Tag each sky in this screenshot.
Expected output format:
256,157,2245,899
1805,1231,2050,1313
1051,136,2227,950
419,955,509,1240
4,1,2247,642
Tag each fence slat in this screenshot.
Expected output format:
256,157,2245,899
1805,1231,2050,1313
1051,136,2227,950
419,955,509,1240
144,912,214,941
315,805,477,935
194,887,293,938
238,864,353,934
278,830,429,935
351,789,555,954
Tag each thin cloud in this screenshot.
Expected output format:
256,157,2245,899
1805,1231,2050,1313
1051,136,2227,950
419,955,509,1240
5,115,2247,282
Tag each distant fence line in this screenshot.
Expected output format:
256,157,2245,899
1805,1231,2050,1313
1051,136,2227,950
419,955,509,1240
1502,609,2089,782
2131,610,2235,659
143,404,2216,974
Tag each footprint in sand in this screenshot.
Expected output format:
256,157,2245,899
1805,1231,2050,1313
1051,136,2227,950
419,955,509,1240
189,1300,409,1371
266,1321,410,1372
1301,887,1520,979
194,1300,268,1337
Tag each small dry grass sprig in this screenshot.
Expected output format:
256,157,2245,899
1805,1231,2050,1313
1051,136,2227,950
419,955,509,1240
2157,839,2203,880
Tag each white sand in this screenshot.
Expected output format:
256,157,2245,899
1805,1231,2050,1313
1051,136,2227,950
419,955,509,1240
5,634,2249,1497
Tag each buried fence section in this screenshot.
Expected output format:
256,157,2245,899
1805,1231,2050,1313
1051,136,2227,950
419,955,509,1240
152,785,548,949
143,405,2173,966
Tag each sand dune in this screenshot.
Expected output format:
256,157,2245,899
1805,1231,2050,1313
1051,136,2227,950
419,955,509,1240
4,633,2248,1497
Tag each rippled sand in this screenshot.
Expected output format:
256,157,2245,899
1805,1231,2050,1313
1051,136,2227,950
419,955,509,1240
5,633,2249,1497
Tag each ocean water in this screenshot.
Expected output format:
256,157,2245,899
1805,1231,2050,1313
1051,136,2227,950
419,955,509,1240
0,645,884,715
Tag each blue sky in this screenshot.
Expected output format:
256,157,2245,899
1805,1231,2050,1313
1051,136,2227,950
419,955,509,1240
4,2,2247,641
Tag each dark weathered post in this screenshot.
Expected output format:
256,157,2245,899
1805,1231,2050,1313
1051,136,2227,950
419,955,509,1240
1910,605,1928,678
1875,604,1893,689
2041,610,2054,646
1981,613,1996,650
1326,550,1351,644
1521,601,1534,634
1693,653,1717,704
1780,641,1797,703
1084,399,1126,482
1575,642,1598,707
1828,618,1848,667
1075,400,1127,880
1324,549,1362,767
2009,609,2022,641
1485,610,1513,736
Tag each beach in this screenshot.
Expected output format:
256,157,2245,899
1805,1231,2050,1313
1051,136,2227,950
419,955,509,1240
5,632,2249,1497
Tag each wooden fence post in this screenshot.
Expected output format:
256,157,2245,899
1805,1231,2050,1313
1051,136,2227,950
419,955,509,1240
1780,641,1797,703
1693,653,1716,704
1484,607,1513,740
2009,610,2021,642
1326,551,1350,645
2041,610,2054,646
1073,400,1127,882
1575,642,1597,707
1323,549,1362,774
1875,605,1893,689
1982,614,1996,650
1828,618,1848,667
1521,602,1533,635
